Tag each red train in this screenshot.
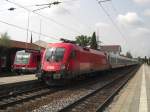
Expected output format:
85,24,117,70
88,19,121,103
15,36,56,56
36,42,138,85
12,50,43,74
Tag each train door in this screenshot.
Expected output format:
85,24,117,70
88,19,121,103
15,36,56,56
67,49,79,77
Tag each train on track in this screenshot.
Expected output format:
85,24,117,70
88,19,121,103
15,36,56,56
12,50,43,74
36,41,138,85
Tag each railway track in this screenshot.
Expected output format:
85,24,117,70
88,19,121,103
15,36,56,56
0,80,62,111
59,66,139,112
0,80,44,97
0,88,59,110
0,65,139,112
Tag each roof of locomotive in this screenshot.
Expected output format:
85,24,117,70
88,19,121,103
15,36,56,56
47,42,106,56
47,42,77,48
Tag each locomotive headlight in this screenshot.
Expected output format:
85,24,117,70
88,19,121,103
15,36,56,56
61,64,66,70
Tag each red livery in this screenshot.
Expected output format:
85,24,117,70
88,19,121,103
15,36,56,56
36,42,138,85
13,50,43,74
37,43,110,84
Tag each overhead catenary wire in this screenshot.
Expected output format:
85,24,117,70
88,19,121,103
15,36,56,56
55,0,92,33
98,0,111,3
109,1,129,33
110,0,118,15
0,19,60,41
96,0,128,46
32,6,50,12
33,1,61,12
4,0,82,34
109,1,133,52
60,8,92,34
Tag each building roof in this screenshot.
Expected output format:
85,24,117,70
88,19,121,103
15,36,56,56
100,45,121,53
0,40,44,50
34,40,48,48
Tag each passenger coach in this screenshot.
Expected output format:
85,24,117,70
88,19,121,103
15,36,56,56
12,50,42,74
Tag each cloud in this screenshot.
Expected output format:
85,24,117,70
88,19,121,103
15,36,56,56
49,6,70,15
137,27,150,33
132,27,150,37
95,22,126,46
144,9,150,17
128,27,150,57
95,22,113,34
133,0,150,4
117,12,142,27
116,12,150,56
95,22,110,28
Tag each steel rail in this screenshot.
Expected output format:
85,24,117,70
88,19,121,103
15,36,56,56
0,87,60,109
59,65,139,112
0,80,44,98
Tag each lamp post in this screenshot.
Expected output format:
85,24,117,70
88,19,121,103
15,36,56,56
26,11,30,49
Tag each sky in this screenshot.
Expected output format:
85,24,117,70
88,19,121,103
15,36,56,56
0,0,150,57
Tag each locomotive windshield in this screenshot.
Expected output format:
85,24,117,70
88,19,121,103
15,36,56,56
14,51,31,64
45,47,65,62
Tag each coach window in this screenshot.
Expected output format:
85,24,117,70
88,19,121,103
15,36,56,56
71,50,76,59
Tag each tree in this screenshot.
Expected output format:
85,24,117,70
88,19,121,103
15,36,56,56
126,51,132,58
144,56,148,64
75,35,91,47
148,57,150,65
0,32,11,57
0,32,11,48
90,32,98,49
0,32,11,71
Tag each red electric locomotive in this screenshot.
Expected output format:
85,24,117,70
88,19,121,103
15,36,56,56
36,42,110,85
13,50,43,74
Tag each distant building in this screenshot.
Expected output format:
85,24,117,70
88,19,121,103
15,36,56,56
100,45,122,55
34,40,48,48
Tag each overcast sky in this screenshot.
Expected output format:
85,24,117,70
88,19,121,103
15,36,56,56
0,0,150,57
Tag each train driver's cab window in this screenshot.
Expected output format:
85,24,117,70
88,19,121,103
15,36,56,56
45,47,65,62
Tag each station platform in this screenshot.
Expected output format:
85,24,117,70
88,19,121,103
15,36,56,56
0,74,37,85
108,64,149,112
